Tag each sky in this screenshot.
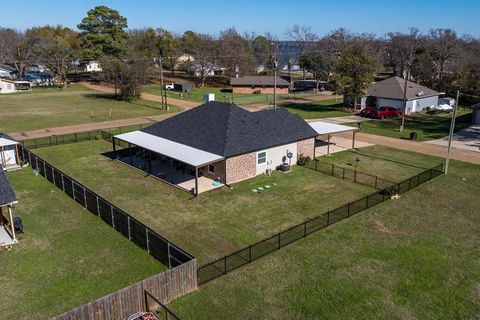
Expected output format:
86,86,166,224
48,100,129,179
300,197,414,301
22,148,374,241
1,0,479,38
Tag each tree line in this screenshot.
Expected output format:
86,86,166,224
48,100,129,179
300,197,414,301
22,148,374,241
0,5,478,102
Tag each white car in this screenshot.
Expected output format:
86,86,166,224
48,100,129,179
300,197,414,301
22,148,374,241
434,104,454,112
164,83,174,90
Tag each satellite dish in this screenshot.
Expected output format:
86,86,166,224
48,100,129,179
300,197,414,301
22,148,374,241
287,152,293,159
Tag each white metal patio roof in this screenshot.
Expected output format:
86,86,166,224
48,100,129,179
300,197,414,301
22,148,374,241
308,121,357,135
0,137,18,147
114,131,224,167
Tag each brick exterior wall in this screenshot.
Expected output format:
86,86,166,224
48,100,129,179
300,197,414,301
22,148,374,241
297,138,315,159
199,160,226,182
225,152,257,184
232,86,289,94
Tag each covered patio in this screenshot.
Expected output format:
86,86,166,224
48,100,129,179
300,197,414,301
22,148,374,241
308,121,361,156
0,170,18,247
113,131,226,195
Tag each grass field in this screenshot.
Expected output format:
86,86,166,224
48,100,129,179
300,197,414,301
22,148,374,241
143,85,314,106
0,169,164,320
169,159,480,320
34,141,435,263
315,145,438,182
354,108,473,141
34,140,379,262
0,84,179,133
281,99,351,119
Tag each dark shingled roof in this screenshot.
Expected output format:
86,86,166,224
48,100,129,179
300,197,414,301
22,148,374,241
367,76,441,100
141,101,317,158
0,170,17,206
230,76,290,87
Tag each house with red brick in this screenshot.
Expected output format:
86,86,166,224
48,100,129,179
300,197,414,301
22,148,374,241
113,101,317,195
230,76,290,94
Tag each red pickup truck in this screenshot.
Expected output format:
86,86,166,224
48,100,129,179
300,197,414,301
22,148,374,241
360,106,402,119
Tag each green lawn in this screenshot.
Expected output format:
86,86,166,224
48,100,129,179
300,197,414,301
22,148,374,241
143,84,314,106
281,99,351,119
0,84,179,133
0,169,165,320
170,159,480,320
315,145,440,182
355,108,473,141
34,140,375,263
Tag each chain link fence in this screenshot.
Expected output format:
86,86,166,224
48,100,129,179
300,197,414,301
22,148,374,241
197,163,444,285
307,159,395,190
18,144,194,268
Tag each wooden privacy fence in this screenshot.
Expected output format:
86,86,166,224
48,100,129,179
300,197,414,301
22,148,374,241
54,258,197,320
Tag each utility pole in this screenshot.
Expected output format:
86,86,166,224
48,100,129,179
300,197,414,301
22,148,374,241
444,90,460,174
159,54,165,110
272,43,278,109
400,67,410,132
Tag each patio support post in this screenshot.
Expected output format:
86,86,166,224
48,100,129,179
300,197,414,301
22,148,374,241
195,167,199,196
112,137,116,158
129,143,133,165
8,205,15,241
327,134,331,155
14,144,20,165
148,150,152,174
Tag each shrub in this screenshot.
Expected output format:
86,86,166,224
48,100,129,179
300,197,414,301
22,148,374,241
297,154,311,166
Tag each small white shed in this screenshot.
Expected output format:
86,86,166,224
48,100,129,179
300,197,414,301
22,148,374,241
0,134,20,171
85,61,102,72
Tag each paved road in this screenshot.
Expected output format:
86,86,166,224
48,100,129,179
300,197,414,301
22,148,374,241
423,125,480,153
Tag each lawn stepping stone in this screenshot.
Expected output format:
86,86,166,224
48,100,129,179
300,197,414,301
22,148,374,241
264,185,271,189
252,189,258,193
257,187,264,191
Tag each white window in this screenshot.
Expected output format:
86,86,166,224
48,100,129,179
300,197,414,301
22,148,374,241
257,151,267,165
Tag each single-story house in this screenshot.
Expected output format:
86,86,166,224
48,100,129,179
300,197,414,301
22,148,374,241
113,101,318,194
0,133,21,171
230,76,290,94
85,61,102,72
0,79,32,94
0,170,18,246
0,64,17,79
27,64,47,73
346,76,442,113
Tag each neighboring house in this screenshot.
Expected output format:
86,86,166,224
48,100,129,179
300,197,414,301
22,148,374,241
230,76,290,94
113,101,317,194
188,64,225,78
280,62,302,73
85,61,102,72
0,133,21,171
175,54,194,69
0,79,32,94
0,64,17,79
0,169,18,246
347,76,441,113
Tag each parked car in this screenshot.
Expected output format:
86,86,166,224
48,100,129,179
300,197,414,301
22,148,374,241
360,106,401,119
164,83,174,90
434,104,454,113
359,107,375,117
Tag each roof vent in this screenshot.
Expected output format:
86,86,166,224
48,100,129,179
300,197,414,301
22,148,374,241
204,93,215,103
416,91,424,97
